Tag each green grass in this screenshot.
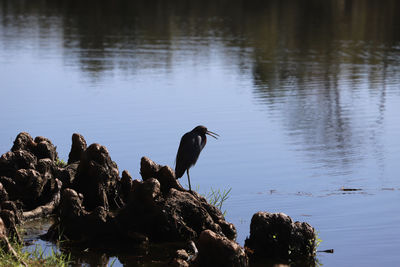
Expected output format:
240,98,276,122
55,158,67,168
315,232,322,250
202,187,232,216
0,240,70,267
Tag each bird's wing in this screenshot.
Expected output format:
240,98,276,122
175,133,202,178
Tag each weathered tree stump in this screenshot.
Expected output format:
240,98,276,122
245,211,317,265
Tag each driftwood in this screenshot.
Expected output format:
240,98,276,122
22,179,62,221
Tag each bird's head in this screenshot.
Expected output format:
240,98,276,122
192,125,219,139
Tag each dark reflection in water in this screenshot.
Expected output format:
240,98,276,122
2,0,400,74
1,1,400,266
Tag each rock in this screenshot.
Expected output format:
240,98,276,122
170,258,189,267
14,169,45,205
56,162,79,188
52,155,237,246
72,143,121,211
117,177,236,242
290,221,317,261
14,169,52,210
0,182,9,202
36,158,55,175
0,177,17,201
244,212,316,263
53,188,89,240
120,170,133,203
68,133,87,164
140,156,162,180
10,132,57,161
186,240,198,255
22,178,62,221
46,188,137,245
0,133,60,212
140,157,184,193
135,178,161,204
33,136,58,161
61,188,86,217
168,248,191,267
10,132,35,152
0,132,320,267
175,249,189,261
0,150,37,177
194,230,248,267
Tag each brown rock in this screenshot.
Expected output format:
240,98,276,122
117,182,236,242
0,182,9,202
68,133,87,164
36,158,55,175
34,136,58,161
46,157,236,252
56,162,79,187
244,212,316,263
0,177,17,201
120,170,133,203
72,143,121,211
194,230,248,267
175,249,189,261
170,258,189,267
140,156,162,180
0,150,37,177
140,157,185,193
10,133,57,161
14,169,46,208
10,132,35,152
60,188,87,218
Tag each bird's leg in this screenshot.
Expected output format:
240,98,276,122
187,169,192,192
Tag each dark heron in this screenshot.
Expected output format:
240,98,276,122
175,125,219,191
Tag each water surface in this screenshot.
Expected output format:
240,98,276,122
1,1,400,266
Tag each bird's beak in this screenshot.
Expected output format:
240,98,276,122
206,130,219,139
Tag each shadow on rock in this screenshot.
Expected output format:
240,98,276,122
0,132,62,217
47,156,236,247
245,212,317,266
72,143,123,211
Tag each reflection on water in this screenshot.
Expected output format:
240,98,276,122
1,0,400,266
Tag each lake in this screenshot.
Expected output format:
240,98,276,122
1,0,400,266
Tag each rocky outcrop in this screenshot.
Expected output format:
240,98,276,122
0,133,61,214
0,133,64,266
0,150,37,178
193,229,248,267
0,132,317,266
245,212,317,264
72,143,122,211
11,132,58,162
47,156,236,246
68,133,87,164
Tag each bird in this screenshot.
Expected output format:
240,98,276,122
175,125,219,191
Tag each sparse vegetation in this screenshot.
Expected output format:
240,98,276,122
55,158,67,168
203,187,232,216
0,240,70,267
